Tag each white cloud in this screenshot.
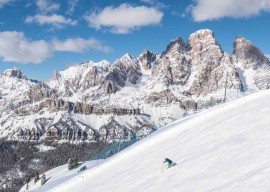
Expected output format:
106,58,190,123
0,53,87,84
140,0,167,8
84,3,163,34
0,31,111,64
188,0,270,22
36,0,60,14
265,54,270,59
0,31,52,64
0,0,13,8
66,0,79,15
52,38,111,52
27,1,76,30
25,14,77,29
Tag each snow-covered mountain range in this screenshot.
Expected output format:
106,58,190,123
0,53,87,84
1,29,270,142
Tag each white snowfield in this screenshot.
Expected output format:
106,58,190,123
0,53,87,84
24,90,270,192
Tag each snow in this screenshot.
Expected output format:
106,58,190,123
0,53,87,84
38,144,55,152
235,64,258,92
75,114,112,130
22,90,270,192
20,160,105,192
0,109,65,139
141,103,185,126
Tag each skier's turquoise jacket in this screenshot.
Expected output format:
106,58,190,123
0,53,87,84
164,158,173,165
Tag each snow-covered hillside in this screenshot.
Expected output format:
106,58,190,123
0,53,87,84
22,90,270,192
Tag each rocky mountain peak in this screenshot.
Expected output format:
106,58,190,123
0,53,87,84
50,70,62,81
121,53,136,60
96,60,111,67
139,49,155,57
162,37,187,57
233,36,270,68
189,29,215,40
116,53,139,67
232,36,270,90
188,29,223,67
152,36,191,85
188,29,221,52
116,53,140,69
186,29,240,96
81,60,110,72
233,36,251,49
114,53,142,85
138,49,157,70
2,67,27,80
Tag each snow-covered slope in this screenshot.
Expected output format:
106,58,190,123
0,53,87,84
23,89,270,192
20,160,105,192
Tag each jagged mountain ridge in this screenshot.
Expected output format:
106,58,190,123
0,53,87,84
0,29,270,143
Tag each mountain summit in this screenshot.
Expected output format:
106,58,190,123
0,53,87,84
0,29,269,143
2,67,27,79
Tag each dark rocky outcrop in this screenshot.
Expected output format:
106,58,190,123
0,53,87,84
138,50,157,70
30,83,58,102
2,68,27,80
232,36,270,90
40,99,140,116
233,36,270,69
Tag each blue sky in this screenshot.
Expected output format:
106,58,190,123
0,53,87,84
0,0,270,81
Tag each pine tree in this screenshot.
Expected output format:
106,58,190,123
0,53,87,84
68,157,78,170
24,176,30,190
40,174,46,185
68,158,72,170
34,172,39,184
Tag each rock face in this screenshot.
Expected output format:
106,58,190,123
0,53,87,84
2,67,27,80
30,83,57,102
232,36,270,90
138,50,156,70
113,54,142,85
233,36,270,69
187,29,242,96
0,29,269,143
152,37,191,85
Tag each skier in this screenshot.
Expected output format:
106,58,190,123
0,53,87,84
163,158,174,168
